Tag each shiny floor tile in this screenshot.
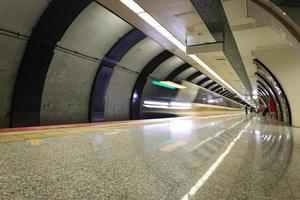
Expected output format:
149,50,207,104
0,114,298,200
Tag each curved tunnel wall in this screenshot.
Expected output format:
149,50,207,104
89,29,146,122
255,59,292,124
41,2,133,125
0,0,49,128
257,75,283,121
105,37,164,121
12,0,95,127
0,0,246,128
253,46,300,126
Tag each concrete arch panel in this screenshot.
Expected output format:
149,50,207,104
174,67,197,82
104,38,164,121
41,2,131,125
0,0,49,35
0,0,49,127
58,2,132,58
150,56,184,80
41,50,99,125
191,74,206,84
118,38,164,72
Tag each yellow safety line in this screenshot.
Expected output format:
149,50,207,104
0,121,165,143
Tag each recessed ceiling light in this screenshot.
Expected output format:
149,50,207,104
120,0,144,13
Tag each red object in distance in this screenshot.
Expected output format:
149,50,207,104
269,99,276,112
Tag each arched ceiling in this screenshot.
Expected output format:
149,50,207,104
191,74,206,84
201,79,214,88
0,0,48,35
3,0,246,127
174,67,197,82
58,2,133,58
101,0,298,104
118,38,164,72
0,0,49,127
100,0,251,98
151,56,185,80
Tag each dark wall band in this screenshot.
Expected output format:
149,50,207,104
186,71,202,81
197,77,210,86
254,58,292,124
211,85,221,91
257,74,283,120
11,0,94,127
130,50,173,119
165,63,191,81
205,81,217,89
257,81,280,117
89,29,146,122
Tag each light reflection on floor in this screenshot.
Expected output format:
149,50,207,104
0,113,297,200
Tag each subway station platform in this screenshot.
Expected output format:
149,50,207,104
1,114,299,200
1,0,300,199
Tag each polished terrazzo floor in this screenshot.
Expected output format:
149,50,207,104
0,113,299,200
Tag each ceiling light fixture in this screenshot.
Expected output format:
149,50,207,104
119,0,254,106
120,0,185,51
120,0,144,13
189,55,247,102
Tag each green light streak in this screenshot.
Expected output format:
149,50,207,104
151,81,176,90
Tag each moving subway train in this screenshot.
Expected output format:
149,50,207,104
141,80,244,118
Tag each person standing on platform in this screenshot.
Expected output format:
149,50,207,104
269,99,276,120
245,105,248,115
262,106,268,117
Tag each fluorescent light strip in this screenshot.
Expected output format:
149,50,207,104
143,105,191,110
170,102,192,107
120,0,185,52
143,100,168,106
143,100,192,109
143,105,169,109
139,12,161,27
189,55,248,103
119,0,254,107
120,0,144,13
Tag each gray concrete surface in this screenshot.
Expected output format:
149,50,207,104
174,67,198,82
150,56,184,80
105,38,164,120
41,50,99,125
104,68,138,121
41,2,132,125
0,0,48,128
